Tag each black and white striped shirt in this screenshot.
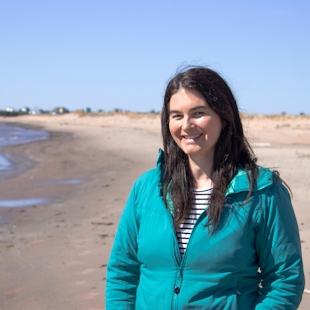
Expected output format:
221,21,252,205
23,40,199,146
176,187,212,257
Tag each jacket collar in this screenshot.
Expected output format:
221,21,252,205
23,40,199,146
156,149,275,197
225,166,274,196
156,149,165,197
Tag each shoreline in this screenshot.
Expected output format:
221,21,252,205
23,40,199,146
0,121,51,180
0,114,309,309
0,115,162,309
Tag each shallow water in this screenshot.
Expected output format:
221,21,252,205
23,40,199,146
0,180,85,208
45,179,86,185
0,198,51,208
0,122,49,171
0,154,12,171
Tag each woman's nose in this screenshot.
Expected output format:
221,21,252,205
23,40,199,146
182,117,193,130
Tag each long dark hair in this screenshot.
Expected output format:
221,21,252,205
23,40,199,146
161,66,258,231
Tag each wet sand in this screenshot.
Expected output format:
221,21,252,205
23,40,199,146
0,113,309,309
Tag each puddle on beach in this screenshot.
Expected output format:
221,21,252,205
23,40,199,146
0,198,51,208
0,180,85,209
45,179,86,185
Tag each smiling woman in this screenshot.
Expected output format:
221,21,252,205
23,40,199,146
106,66,305,310
169,88,222,178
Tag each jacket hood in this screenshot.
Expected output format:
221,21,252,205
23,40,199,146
156,148,275,196
156,149,165,197
226,166,275,196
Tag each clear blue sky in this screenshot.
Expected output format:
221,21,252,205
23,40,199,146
1,0,309,114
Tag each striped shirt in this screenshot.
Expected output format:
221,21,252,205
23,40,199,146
176,187,212,257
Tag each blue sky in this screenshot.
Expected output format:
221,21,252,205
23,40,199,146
0,0,309,114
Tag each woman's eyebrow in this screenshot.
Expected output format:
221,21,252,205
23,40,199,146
189,105,207,111
169,106,207,114
169,109,181,115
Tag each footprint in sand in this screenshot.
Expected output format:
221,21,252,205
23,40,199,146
80,268,95,275
75,281,87,286
86,291,100,299
78,250,92,256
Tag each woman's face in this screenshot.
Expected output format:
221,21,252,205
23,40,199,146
169,88,222,164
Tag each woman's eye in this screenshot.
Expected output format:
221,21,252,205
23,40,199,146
171,114,182,119
193,111,204,116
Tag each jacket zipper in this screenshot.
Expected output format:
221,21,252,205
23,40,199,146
172,211,207,310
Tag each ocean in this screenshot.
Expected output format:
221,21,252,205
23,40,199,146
0,122,49,171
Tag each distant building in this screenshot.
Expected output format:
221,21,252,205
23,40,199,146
84,107,91,113
20,107,30,113
5,107,15,112
111,108,123,113
52,107,69,114
30,109,44,115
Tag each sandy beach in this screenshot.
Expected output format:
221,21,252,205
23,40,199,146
0,113,309,309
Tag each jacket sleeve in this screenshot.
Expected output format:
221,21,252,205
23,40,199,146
254,181,305,309
106,183,140,309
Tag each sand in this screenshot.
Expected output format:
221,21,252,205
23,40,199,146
0,113,309,309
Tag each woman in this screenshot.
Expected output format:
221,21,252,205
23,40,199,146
106,66,305,309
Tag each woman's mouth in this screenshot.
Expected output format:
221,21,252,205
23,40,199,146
182,134,202,141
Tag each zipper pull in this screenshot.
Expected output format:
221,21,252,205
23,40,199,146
174,287,180,294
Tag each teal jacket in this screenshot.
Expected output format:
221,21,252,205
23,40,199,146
106,150,304,309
